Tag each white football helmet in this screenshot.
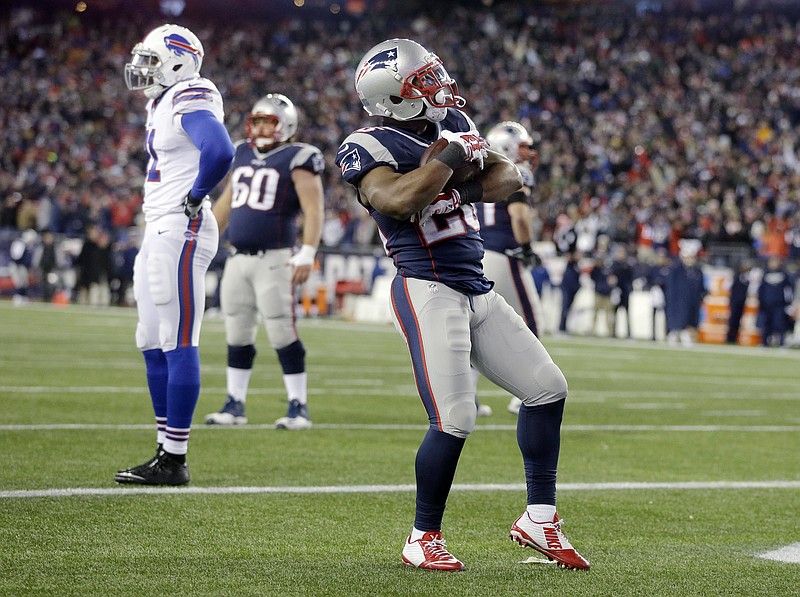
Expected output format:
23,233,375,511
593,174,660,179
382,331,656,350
124,24,204,99
246,93,298,150
354,38,465,123
485,121,536,165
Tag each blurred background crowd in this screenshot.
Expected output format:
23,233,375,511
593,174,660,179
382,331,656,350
1,0,798,343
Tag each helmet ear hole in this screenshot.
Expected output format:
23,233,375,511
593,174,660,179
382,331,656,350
389,95,403,105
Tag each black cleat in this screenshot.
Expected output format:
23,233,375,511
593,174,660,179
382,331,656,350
115,449,190,486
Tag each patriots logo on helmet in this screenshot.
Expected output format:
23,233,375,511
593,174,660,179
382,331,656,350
356,48,398,84
164,34,201,65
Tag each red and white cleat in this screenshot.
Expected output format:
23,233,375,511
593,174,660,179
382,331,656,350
510,512,590,570
401,531,465,571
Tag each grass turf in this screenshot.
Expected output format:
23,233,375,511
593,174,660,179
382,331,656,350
1,301,798,596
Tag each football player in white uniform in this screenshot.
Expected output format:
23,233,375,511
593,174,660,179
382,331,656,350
115,24,234,486
475,121,545,416
205,94,324,430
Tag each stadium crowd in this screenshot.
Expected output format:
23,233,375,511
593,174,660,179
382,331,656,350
0,1,798,341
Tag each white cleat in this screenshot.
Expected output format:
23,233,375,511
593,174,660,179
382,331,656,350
274,399,312,430
401,531,465,571
510,511,590,570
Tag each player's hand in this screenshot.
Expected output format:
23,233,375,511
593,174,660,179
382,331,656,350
288,244,316,285
504,243,541,268
440,130,489,170
184,192,206,219
413,189,462,227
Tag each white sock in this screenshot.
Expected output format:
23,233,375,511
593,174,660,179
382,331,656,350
526,504,557,523
227,367,252,403
410,527,430,541
284,372,307,404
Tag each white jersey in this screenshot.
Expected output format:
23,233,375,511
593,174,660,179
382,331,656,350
141,77,225,222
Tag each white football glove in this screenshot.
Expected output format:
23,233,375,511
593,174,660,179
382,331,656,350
440,130,489,170
288,244,317,269
414,189,462,227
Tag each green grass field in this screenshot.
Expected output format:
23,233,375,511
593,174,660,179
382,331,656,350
1,301,798,596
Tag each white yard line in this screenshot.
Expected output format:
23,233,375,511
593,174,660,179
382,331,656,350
757,543,800,563
1,423,799,432
2,480,799,500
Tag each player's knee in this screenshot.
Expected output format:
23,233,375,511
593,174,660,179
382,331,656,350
522,361,568,407
264,318,297,349
440,398,477,438
159,320,177,351
135,322,158,351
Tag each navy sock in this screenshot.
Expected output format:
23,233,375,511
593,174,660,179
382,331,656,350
165,346,201,430
276,340,305,375
517,398,565,505
142,349,168,419
413,428,466,531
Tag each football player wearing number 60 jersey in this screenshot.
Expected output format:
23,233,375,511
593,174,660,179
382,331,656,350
205,93,324,430
115,24,234,486
336,38,589,571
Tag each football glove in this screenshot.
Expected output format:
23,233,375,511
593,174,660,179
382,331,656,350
414,189,462,227
183,191,206,219
440,130,489,170
504,243,541,268
288,244,316,269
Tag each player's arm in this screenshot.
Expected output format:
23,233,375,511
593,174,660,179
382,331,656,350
211,175,233,235
181,110,235,217
359,149,521,221
358,158,453,220
505,186,542,267
508,199,534,246
289,168,324,286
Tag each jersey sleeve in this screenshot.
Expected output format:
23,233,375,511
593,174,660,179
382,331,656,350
517,164,536,190
290,144,325,175
170,77,224,121
336,130,399,187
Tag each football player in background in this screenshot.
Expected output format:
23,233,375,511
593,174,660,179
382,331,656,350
205,94,324,429
336,38,589,571
474,121,544,416
115,24,234,486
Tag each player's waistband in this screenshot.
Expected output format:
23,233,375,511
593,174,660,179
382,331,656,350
233,247,290,257
235,247,270,257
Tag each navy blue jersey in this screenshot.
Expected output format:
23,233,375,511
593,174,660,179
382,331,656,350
475,164,534,253
226,141,324,252
335,109,492,295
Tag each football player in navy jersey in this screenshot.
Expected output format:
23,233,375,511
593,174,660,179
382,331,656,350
115,25,235,486
475,121,545,417
206,93,324,430
335,38,589,571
